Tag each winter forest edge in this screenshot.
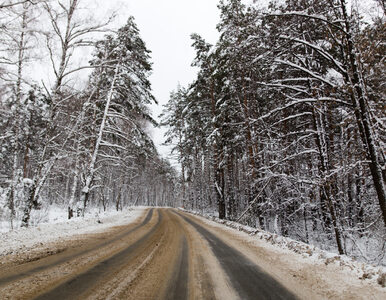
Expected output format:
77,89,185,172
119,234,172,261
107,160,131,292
1,0,385,266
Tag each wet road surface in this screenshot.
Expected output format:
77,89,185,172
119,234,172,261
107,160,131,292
0,208,298,300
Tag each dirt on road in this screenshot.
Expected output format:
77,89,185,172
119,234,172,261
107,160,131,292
0,208,384,300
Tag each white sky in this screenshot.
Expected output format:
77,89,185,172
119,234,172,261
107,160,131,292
38,0,381,165
119,0,380,164
99,0,221,163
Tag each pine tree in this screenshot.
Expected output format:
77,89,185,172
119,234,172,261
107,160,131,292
79,17,157,214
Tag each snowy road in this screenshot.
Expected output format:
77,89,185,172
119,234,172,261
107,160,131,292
0,208,295,299
0,208,384,299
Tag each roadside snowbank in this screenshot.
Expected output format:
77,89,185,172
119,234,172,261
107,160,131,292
179,208,386,288
0,206,145,257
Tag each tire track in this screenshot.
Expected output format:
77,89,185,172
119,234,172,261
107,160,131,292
33,210,163,300
0,208,153,287
1,208,302,300
176,211,298,300
103,232,165,300
164,236,189,300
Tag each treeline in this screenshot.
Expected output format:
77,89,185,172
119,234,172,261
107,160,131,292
0,0,177,228
162,0,385,262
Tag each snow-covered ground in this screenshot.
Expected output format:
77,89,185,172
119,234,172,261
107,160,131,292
0,206,145,257
179,208,386,289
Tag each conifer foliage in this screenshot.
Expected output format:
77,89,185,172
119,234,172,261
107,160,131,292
162,0,385,262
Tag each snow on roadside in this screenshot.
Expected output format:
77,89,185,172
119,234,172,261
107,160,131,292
179,208,386,289
0,206,146,257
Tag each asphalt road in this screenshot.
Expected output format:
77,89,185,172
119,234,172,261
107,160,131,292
0,208,298,300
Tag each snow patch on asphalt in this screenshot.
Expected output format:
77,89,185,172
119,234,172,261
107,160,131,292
0,206,145,257
179,208,386,289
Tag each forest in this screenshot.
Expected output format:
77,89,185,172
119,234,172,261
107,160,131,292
0,0,385,266
0,0,177,228
162,0,385,264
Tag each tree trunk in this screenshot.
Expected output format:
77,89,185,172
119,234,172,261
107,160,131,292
340,0,386,226
312,104,344,254
210,78,226,219
80,64,120,210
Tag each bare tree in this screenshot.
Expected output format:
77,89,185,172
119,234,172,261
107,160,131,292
0,0,40,10
19,0,113,226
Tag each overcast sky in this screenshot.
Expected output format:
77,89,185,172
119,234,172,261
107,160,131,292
40,0,379,165
118,0,380,164
96,0,221,162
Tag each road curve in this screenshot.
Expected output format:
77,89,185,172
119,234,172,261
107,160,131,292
0,208,298,300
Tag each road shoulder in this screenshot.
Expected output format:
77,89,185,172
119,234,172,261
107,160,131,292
181,211,385,300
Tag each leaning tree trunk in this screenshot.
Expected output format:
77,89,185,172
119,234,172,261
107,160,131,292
340,0,386,227
80,64,120,213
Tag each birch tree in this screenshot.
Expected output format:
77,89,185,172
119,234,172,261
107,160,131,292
18,0,114,226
